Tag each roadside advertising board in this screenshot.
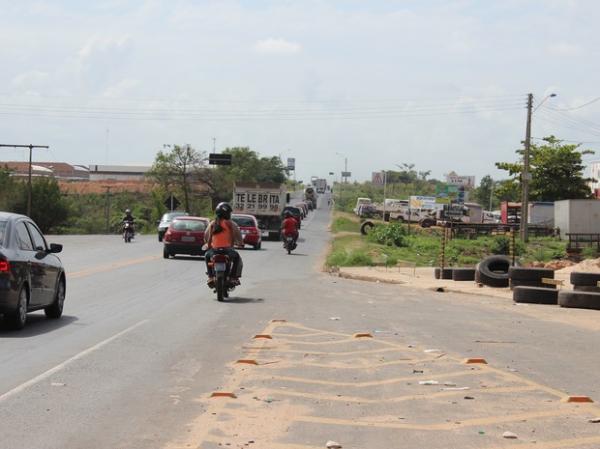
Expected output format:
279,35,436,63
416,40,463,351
372,171,384,186
445,171,475,188
409,195,437,209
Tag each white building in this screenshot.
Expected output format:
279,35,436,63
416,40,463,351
588,161,600,192
88,165,151,182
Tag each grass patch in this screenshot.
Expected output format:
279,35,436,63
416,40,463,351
327,221,570,268
331,212,361,233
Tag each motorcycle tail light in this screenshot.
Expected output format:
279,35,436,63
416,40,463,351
213,254,228,263
0,260,10,272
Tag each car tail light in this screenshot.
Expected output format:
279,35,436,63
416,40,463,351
0,260,10,272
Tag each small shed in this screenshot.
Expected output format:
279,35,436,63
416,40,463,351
554,199,600,238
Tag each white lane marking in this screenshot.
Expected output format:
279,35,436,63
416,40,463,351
0,319,149,403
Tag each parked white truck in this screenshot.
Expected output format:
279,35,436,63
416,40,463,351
232,183,287,240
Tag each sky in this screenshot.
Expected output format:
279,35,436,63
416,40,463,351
1,0,600,184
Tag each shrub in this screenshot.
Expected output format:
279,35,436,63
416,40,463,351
490,236,524,256
368,223,408,247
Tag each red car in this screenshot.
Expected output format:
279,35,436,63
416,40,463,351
231,214,262,250
163,216,209,258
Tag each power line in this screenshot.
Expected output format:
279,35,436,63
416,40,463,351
545,96,600,111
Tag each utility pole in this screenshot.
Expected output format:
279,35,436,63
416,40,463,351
0,144,49,216
103,185,112,233
521,93,533,242
382,170,388,221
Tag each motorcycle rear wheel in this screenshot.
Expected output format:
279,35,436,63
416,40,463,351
216,276,225,302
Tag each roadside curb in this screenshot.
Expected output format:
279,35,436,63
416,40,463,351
336,271,406,285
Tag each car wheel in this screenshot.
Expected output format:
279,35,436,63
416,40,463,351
7,286,28,330
45,278,65,319
163,247,170,259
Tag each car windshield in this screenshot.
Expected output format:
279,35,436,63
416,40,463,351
232,216,255,227
162,212,187,222
284,208,300,215
172,220,207,232
0,221,6,247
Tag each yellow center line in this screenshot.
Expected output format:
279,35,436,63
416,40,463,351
69,255,161,279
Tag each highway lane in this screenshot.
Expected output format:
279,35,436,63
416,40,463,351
0,199,599,448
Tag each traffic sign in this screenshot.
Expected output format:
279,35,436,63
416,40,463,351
165,194,180,211
209,153,232,165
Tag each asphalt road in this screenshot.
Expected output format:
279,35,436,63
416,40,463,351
1,199,599,449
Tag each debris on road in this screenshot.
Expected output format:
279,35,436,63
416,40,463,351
464,396,475,400
589,417,600,423
502,431,518,439
442,386,470,391
329,317,341,321
326,441,342,448
419,380,439,385
424,348,442,353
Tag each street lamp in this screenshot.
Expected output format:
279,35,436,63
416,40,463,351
335,152,348,206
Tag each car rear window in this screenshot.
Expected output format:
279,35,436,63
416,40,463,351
0,221,7,247
232,216,255,227
172,219,207,232
162,212,187,222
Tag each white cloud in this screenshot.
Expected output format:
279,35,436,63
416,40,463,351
254,38,301,54
547,42,583,56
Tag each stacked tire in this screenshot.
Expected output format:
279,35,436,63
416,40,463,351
559,272,600,310
513,286,559,305
570,272,600,293
509,267,555,290
433,267,475,281
434,268,453,280
476,255,512,288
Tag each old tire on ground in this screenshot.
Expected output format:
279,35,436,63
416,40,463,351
509,267,554,281
558,290,600,310
509,279,556,290
452,268,476,281
570,272,600,287
573,285,600,293
434,268,441,279
440,268,453,280
360,221,375,236
513,286,558,305
477,255,512,288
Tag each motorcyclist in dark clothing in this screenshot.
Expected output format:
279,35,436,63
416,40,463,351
122,208,135,236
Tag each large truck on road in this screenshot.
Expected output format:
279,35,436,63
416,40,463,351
304,186,318,209
233,183,287,240
314,178,327,194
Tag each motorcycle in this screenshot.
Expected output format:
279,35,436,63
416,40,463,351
208,250,238,301
283,234,297,255
123,221,134,243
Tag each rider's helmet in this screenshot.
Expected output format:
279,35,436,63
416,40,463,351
125,208,131,214
284,210,292,218
215,202,232,220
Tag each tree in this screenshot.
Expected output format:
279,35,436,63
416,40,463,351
473,175,495,209
148,145,207,212
13,178,69,232
208,147,287,204
496,136,594,201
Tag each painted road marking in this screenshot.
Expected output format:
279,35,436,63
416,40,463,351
69,255,161,279
166,320,600,449
0,319,149,403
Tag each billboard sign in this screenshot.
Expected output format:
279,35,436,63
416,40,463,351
341,171,352,178
287,158,295,170
445,171,475,188
410,195,437,209
372,171,384,186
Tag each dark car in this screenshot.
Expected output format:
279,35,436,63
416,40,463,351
157,211,189,242
232,214,262,250
0,213,65,330
163,216,209,258
282,206,302,229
